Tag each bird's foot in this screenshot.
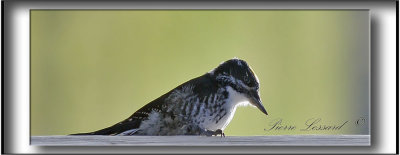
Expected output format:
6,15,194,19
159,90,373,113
214,129,225,137
204,129,225,137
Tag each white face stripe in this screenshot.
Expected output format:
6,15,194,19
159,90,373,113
216,75,258,90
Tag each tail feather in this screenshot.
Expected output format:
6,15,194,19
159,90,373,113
70,119,141,136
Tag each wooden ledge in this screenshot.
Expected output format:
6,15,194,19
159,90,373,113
31,135,370,146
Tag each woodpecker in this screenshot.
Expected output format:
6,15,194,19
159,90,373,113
72,58,268,136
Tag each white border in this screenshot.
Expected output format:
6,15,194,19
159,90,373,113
2,1,397,154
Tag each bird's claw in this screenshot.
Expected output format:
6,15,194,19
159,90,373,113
204,129,225,137
215,129,225,137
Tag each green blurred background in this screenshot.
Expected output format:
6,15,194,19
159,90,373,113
31,10,369,136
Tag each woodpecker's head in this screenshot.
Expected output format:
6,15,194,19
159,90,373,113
209,58,268,115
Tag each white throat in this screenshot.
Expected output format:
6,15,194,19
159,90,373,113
225,86,250,107
218,86,250,130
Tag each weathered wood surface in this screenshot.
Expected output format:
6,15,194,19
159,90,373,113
31,135,370,146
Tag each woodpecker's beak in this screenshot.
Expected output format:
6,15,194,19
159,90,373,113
248,90,268,116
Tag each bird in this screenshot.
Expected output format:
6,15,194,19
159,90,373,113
71,58,268,136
